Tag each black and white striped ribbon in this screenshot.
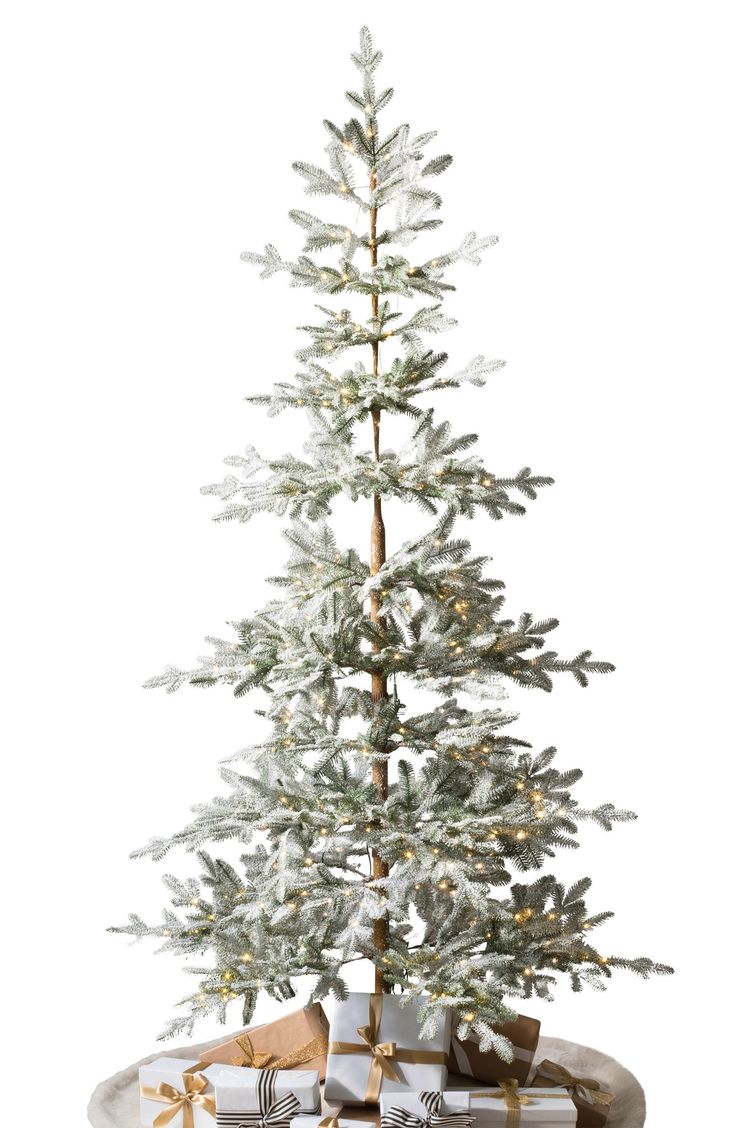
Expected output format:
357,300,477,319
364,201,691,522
381,1091,476,1128
216,1069,302,1128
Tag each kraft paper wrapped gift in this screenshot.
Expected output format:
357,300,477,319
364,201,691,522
213,1064,321,1125
449,1015,540,1086
138,1057,220,1128
199,1003,330,1078
466,1084,577,1126
532,1059,614,1128
324,993,452,1106
379,1090,474,1128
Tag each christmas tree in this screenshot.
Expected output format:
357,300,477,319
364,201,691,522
115,27,671,1054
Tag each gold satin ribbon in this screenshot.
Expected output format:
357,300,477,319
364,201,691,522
231,1031,329,1070
318,1119,342,1128
473,1081,535,1128
140,1069,216,1128
473,1083,576,1128
533,1059,614,1108
327,994,449,1103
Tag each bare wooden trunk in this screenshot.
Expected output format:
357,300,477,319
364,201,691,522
368,178,390,993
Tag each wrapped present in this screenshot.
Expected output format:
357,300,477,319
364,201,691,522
531,1059,614,1128
380,1090,475,1128
294,1117,372,1128
465,1083,577,1126
199,1003,330,1078
214,1065,321,1126
319,1112,382,1128
449,1015,540,1086
139,1057,219,1128
324,993,451,1105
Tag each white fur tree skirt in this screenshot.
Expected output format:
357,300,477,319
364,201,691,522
88,1033,645,1126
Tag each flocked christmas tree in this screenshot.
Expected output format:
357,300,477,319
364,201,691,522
114,28,671,1055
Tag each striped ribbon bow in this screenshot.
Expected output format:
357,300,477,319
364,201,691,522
216,1070,301,1128
382,1092,476,1128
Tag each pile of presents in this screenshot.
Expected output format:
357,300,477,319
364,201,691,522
139,995,614,1128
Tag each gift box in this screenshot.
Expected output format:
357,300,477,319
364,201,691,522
139,1057,220,1128
465,1084,577,1126
294,1116,372,1128
324,993,451,1106
449,1015,540,1086
531,1059,614,1128
214,1065,321,1126
199,1003,330,1078
380,1090,474,1128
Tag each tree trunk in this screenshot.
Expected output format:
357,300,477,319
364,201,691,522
368,177,390,993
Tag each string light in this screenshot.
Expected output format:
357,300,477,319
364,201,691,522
240,952,253,962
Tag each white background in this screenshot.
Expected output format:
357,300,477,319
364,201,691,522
2,2,734,1124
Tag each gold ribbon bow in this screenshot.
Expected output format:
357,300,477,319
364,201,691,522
140,1069,216,1128
353,993,401,1101
328,994,449,1103
232,1033,277,1069
534,1059,614,1108
474,1080,534,1128
231,1031,329,1070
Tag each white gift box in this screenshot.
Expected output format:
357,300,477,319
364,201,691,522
213,1065,321,1126
139,1057,220,1128
466,1087,577,1125
293,1117,369,1128
324,993,452,1106
380,1090,473,1125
